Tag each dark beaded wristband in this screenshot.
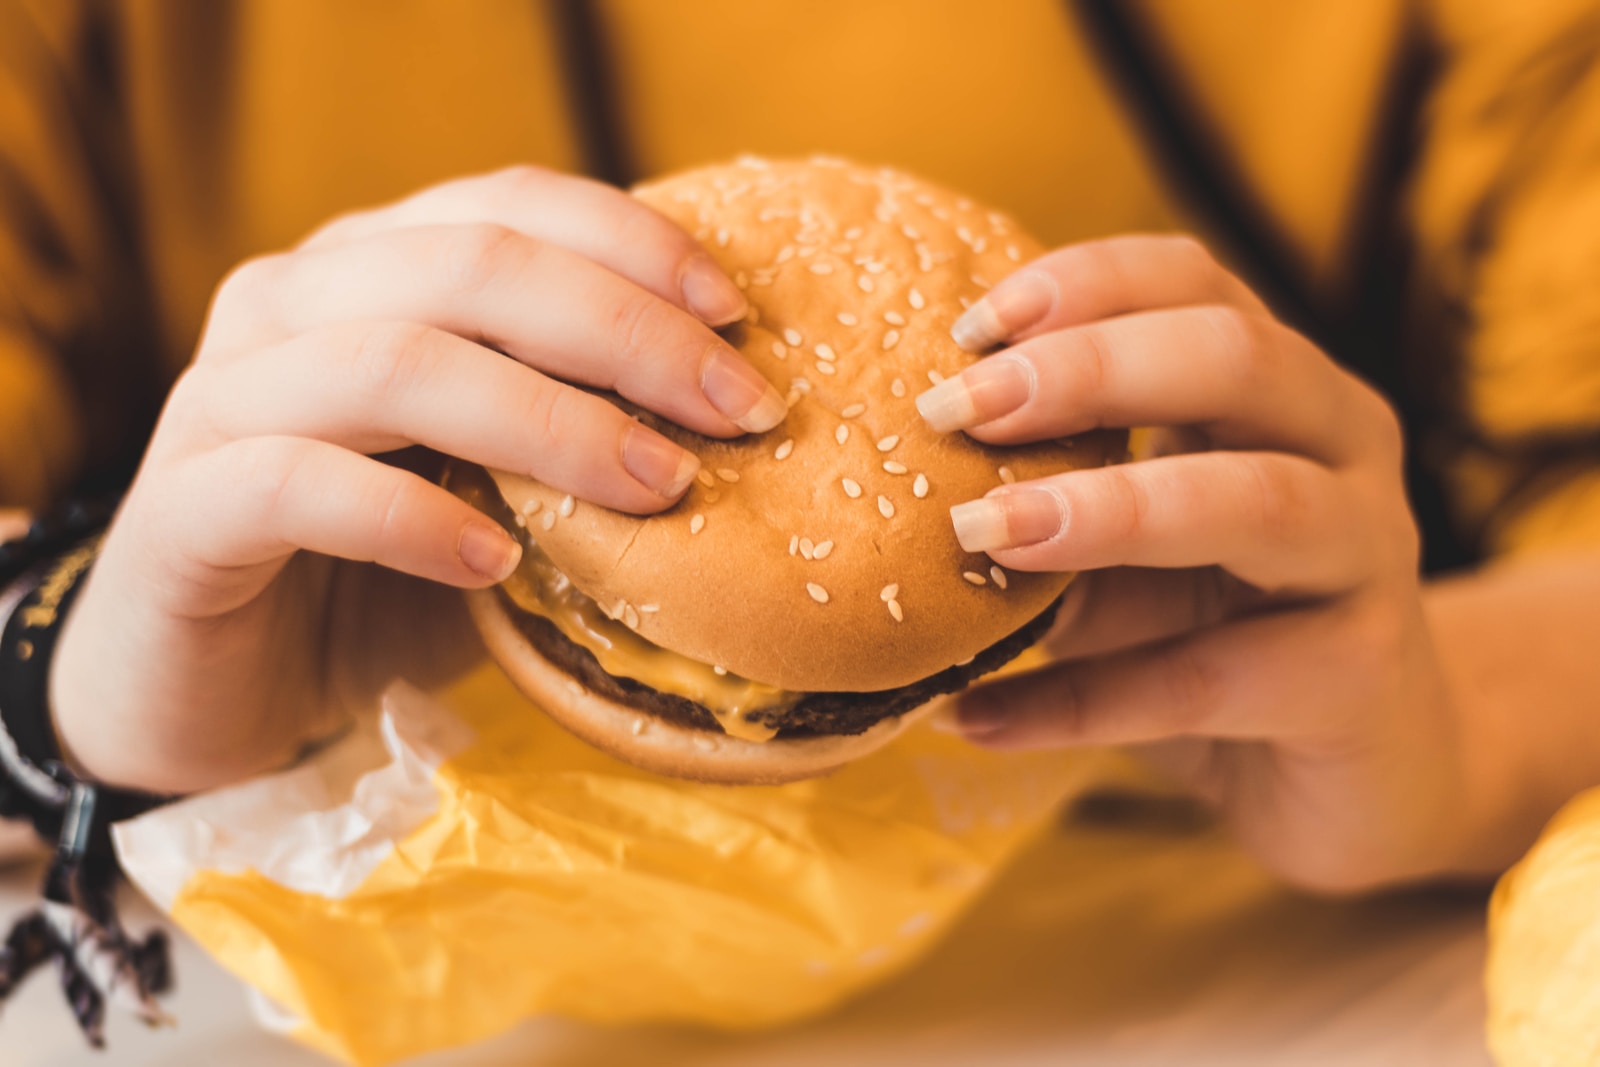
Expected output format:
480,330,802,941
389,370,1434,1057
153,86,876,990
0,496,175,1045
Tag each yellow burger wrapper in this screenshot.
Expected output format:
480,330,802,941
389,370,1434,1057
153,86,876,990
1486,784,1600,1065
114,658,1117,1066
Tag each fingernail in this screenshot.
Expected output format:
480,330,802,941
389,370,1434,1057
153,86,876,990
623,424,701,498
949,487,1066,553
681,255,748,326
702,348,788,433
916,353,1033,432
950,270,1056,352
459,522,522,581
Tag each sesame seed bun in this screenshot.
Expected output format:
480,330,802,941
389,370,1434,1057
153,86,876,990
471,156,1125,781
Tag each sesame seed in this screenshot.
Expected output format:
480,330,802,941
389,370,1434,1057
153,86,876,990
963,571,987,586
842,478,862,498
558,494,575,517
541,511,556,531
789,534,799,556
735,270,748,289
772,341,788,359
640,603,660,613
816,361,836,375
694,735,718,752
990,566,1008,589
717,468,741,483
716,228,730,247
864,260,887,274
998,466,1015,484
713,665,728,676
876,435,900,452
857,275,875,293
882,330,900,350
807,582,830,604
704,490,721,504
928,369,945,385
798,245,816,257
971,273,991,289
808,262,834,275
1005,244,1021,262
815,343,836,362
609,598,626,621
891,378,907,397
959,296,972,309
901,223,921,239
888,599,904,622
908,288,926,310
814,540,834,559
957,225,975,245
913,473,929,498
513,513,527,528
844,226,864,239
800,537,814,559
880,583,899,601
837,312,859,326
836,424,849,445
631,717,646,735
841,402,866,418
878,495,895,518
777,245,795,263
784,328,803,346
775,438,795,460
690,514,706,534
884,310,907,326
883,460,908,474
792,377,812,393
624,604,640,629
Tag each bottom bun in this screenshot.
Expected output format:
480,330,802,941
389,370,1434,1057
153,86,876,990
467,588,934,785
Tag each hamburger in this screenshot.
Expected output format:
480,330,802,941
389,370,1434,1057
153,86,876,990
452,157,1125,784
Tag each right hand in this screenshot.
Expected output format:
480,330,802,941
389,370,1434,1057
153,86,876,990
49,166,788,794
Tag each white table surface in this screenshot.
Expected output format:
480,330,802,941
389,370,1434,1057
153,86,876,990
1,795,1495,1066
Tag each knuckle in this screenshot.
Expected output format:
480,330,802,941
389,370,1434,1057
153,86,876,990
1239,454,1310,548
342,321,436,403
489,163,552,192
1166,233,1217,273
1103,466,1153,544
1162,645,1225,728
207,254,285,338
605,288,672,365
514,378,568,459
442,222,536,294
229,436,307,525
1072,323,1116,399
1198,304,1265,381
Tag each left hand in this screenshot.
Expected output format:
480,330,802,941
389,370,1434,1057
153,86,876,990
917,234,1466,894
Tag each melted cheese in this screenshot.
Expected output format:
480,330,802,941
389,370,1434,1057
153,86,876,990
499,543,794,743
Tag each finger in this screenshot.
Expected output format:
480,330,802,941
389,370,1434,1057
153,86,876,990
203,224,787,437
949,452,1373,595
919,305,1390,467
949,233,1266,352
160,437,523,608
192,322,702,512
301,165,748,326
953,601,1363,748
1044,566,1264,661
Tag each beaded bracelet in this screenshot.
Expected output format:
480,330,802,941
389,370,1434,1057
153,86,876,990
0,498,174,1046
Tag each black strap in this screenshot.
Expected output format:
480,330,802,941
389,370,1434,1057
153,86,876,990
548,0,635,188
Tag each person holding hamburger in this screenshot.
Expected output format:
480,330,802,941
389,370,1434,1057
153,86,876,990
2,0,1599,1048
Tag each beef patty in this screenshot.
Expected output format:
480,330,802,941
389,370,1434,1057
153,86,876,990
500,586,1061,739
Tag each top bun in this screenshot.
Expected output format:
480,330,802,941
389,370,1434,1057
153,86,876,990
490,157,1124,693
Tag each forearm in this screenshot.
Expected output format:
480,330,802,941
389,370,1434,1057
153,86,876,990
1425,553,1600,876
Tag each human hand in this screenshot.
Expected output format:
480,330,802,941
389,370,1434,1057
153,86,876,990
920,235,1464,893
50,166,788,794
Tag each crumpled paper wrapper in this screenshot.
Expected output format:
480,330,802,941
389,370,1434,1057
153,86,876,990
1487,784,1600,1065
114,661,1116,1066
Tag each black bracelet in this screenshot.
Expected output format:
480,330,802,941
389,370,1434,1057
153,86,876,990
0,498,174,1045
